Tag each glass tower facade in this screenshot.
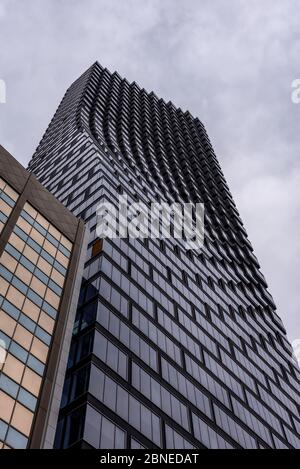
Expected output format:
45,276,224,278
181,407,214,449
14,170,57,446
28,62,300,449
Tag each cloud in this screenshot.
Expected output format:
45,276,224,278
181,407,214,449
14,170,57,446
0,0,299,342
0,2,6,20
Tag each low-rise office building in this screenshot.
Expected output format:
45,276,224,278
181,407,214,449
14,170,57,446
0,145,87,449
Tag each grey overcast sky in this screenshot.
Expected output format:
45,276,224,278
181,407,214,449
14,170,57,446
0,0,299,344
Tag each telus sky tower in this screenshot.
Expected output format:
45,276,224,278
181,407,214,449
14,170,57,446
27,62,300,449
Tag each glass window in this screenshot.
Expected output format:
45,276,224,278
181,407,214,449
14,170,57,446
41,301,57,320
23,245,39,264
22,298,40,322
192,412,234,449
16,218,31,236
165,425,195,449
83,405,101,447
50,268,65,287
0,419,8,441
36,213,49,230
131,438,146,449
44,288,60,309
68,366,90,403
38,312,55,334
35,326,51,346
56,251,69,268
1,251,18,274
18,388,37,412
15,264,32,285
0,374,18,399
23,203,37,219
37,257,52,276
213,405,256,449
30,277,46,298
6,286,25,310
0,391,15,423
43,239,57,258
21,368,42,397
132,362,190,431
30,228,44,246
13,325,33,350
0,310,16,337
2,354,25,382
0,277,9,296
93,330,128,379
11,402,33,436
97,301,157,371
60,235,72,252
10,341,29,363
18,314,36,334
100,414,125,449
89,365,161,446
2,298,20,320
27,354,45,376
5,427,28,449
30,337,48,363
0,200,12,216
48,224,61,242
59,407,85,448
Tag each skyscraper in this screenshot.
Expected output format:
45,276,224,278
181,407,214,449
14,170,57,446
27,62,300,449
0,145,87,449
